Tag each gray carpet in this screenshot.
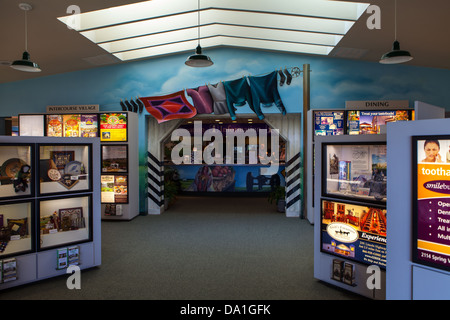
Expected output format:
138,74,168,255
0,196,364,300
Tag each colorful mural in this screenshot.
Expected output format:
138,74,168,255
1,47,449,212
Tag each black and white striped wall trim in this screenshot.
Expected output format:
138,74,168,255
147,151,164,211
285,152,302,217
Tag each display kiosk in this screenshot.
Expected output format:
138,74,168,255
314,134,387,299
387,117,450,300
0,136,101,290
17,111,139,220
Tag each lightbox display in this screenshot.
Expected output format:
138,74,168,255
320,198,386,269
313,110,345,137
347,110,412,135
413,136,450,272
99,113,127,142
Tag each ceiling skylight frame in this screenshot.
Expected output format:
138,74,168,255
57,0,370,62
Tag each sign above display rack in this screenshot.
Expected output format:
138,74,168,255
345,100,410,110
46,105,99,113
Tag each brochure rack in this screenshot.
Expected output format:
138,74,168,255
0,136,100,290
314,134,387,299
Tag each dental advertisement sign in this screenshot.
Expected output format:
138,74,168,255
413,136,450,271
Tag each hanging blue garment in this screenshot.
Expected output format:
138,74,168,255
223,77,263,121
248,71,287,116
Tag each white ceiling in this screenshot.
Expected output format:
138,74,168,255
0,0,449,84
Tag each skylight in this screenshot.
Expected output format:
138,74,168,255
58,0,369,62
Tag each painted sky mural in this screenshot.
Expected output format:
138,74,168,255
0,47,449,212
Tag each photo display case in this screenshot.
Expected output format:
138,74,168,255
0,200,34,258
0,144,33,199
320,198,386,269
101,144,128,173
323,142,387,204
39,195,92,250
413,135,450,272
346,109,413,135
38,143,92,195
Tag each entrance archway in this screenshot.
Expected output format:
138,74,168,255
146,113,302,217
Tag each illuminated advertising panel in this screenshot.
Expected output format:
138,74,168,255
313,110,345,137
100,113,127,142
347,110,412,135
413,136,450,271
321,198,386,269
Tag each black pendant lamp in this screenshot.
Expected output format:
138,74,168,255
185,0,213,67
379,0,413,64
11,3,41,72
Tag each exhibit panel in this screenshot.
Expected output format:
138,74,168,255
0,136,101,290
0,143,33,199
100,112,139,220
386,118,450,300
38,143,92,195
314,134,387,299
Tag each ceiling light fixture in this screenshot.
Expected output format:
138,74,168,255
11,3,41,72
379,0,412,64
185,0,213,67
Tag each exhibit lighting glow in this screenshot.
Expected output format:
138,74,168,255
57,0,369,62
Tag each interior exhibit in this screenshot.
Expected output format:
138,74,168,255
0,0,449,305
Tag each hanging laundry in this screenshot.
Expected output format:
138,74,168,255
207,82,230,115
248,71,287,116
130,99,139,113
136,97,144,114
139,90,197,123
120,99,127,111
186,85,214,114
223,77,264,121
278,69,286,86
124,99,133,112
284,68,293,85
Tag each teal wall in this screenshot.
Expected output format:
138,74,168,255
1,47,449,212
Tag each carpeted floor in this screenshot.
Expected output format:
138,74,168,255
0,196,364,300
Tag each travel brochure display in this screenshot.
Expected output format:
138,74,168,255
347,110,411,135
313,110,344,137
101,175,128,203
46,114,99,138
100,113,127,142
321,199,386,269
0,258,17,283
56,246,80,270
413,136,450,271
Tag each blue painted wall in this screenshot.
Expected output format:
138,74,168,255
1,47,449,212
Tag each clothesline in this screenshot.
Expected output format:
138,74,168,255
120,66,302,118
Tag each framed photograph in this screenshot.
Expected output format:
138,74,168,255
50,151,74,170
58,207,84,231
101,144,128,173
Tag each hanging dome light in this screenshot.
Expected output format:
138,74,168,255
11,3,41,72
185,44,213,67
11,51,41,72
185,0,213,67
379,0,413,65
379,40,413,64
